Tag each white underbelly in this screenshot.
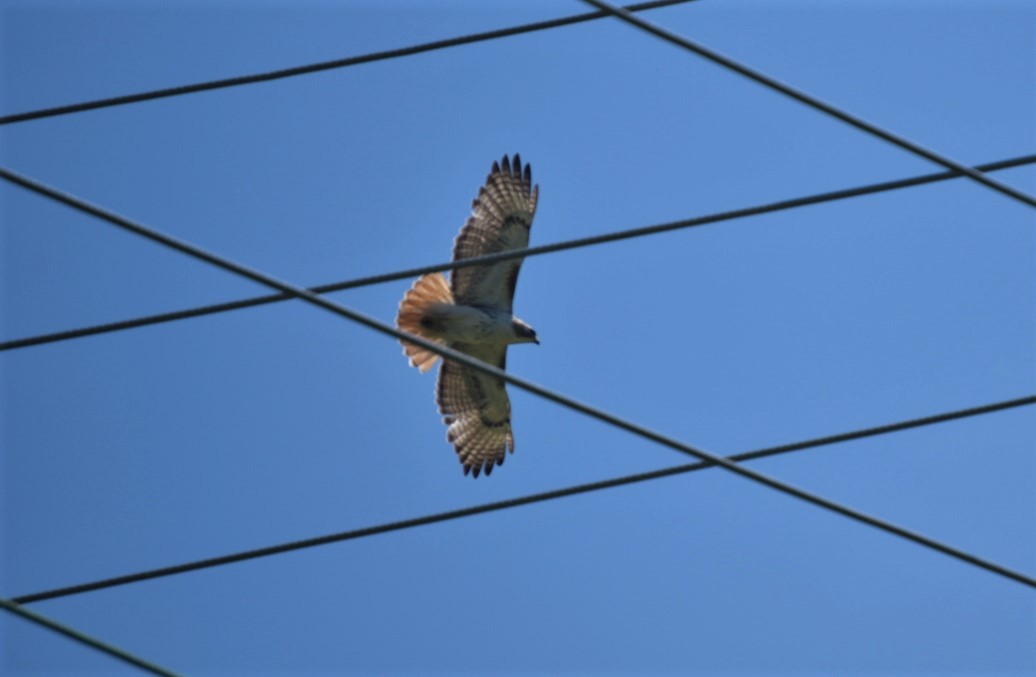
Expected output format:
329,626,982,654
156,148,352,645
424,303,511,344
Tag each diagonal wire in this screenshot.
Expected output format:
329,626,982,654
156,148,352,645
0,0,696,126
0,597,183,677
3,152,1034,353
580,0,1036,210
2,165,1034,590
11,394,1035,605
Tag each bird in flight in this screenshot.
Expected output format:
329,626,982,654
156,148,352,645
396,154,539,477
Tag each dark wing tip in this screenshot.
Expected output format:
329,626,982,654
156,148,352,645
489,154,533,193
460,455,505,479
513,154,533,193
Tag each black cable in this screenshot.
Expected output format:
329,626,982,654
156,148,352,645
0,598,183,677
2,164,1034,590
0,0,696,126
3,152,1033,352
11,395,1035,605
581,0,1036,210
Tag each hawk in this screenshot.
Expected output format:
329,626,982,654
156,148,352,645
396,154,539,477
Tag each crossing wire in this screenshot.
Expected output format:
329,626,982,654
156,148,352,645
0,597,183,677
582,0,1036,210
2,164,1034,591
3,152,1034,353
0,0,696,126
3,4,1031,669
11,394,1035,605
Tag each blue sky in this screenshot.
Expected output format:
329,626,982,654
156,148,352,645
2,1,1034,674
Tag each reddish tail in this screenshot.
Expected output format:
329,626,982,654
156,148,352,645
396,272,454,373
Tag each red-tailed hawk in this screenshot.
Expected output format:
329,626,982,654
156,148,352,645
396,154,539,477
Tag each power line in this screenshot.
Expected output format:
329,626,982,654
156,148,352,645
581,0,1036,211
3,8,1027,669
12,395,1035,605
3,151,1033,353
0,597,183,677
2,165,1034,590
0,0,696,126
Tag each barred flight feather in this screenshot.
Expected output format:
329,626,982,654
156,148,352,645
395,155,538,477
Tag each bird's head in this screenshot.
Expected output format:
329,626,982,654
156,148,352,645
511,317,539,345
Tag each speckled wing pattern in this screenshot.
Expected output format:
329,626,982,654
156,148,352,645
436,342,513,477
450,154,538,311
437,154,538,477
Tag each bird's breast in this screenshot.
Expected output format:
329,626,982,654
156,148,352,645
425,304,511,344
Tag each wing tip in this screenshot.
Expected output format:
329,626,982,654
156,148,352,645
491,153,532,188
461,453,506,479
453,430,514,479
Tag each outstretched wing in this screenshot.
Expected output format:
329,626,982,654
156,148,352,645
451,154,538,312
436,342,514,478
